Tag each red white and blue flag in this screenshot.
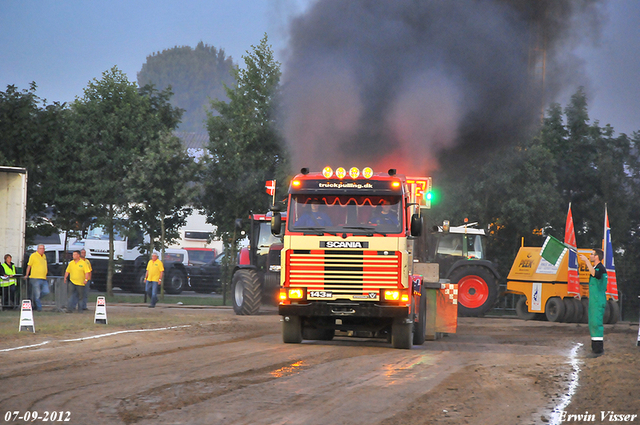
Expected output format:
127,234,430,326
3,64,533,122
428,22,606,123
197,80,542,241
565,203,580,298
603,205,618,300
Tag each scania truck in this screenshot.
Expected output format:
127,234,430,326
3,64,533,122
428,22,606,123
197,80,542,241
272,166,457,349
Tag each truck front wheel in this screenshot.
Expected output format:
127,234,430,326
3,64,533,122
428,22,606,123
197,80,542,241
391,318,413,349
164,268,186,294
451,267,497,317
231,269,261,315
282,316,302,343
412,290,427,345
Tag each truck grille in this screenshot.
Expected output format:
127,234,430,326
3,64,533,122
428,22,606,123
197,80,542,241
286,249,401,298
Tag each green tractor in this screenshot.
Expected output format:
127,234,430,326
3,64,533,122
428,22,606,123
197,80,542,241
425,221,500,317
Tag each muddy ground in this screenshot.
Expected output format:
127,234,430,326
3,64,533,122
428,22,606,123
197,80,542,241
1,306,638,425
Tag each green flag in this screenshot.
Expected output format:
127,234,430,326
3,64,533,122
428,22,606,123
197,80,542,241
540,235,572,267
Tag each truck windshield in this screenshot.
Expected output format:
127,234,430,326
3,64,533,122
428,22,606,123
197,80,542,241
85,226,125,241
288,195,403,235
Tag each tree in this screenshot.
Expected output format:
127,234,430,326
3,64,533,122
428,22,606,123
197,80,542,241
200,34,289,302
137,42,236,133
126,131,198,261
0,83,66,238
71,67,182,296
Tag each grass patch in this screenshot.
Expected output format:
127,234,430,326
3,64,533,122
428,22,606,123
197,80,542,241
87,293,227,306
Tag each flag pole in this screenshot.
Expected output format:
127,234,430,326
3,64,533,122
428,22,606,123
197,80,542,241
272,180,276,206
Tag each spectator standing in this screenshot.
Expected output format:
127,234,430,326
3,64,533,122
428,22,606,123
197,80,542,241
1,254,18,308
80,249,92,310
25,244,49,311
145,253,164,308
64,250,90,312
579,248,608,357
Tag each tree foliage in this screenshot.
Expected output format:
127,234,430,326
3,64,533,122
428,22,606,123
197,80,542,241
137,42,236,133
0,83,68,237
126,131,198,256
70,67,184,294
201,34,288,241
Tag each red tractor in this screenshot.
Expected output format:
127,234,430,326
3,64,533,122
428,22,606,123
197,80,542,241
231,211,286,315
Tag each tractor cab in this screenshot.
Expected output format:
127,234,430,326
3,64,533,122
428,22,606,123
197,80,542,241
429,222,488,278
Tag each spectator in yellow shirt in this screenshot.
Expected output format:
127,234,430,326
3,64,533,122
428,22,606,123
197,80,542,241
80,249,92,310
145,252,164,308
25,244,49,311
64,250,90,312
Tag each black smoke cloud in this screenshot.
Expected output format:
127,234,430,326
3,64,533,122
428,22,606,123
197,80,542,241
280,0,603,175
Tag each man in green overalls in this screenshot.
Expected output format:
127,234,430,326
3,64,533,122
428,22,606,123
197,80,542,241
580,248,607,357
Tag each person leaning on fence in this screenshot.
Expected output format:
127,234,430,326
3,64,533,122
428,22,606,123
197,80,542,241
64,250,90,313
579,248,608,357
25,244,49,311
1,254,18,308
145,253,164,308
80,249,92,311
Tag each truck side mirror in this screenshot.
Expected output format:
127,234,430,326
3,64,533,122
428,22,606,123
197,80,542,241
411,214,422,237
234,218,243,230
271,212,282,235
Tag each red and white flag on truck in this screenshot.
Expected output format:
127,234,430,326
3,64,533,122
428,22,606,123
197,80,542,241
603,205,619,300
265,180,276,196
565,203,580,298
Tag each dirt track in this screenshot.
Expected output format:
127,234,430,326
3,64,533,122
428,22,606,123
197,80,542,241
1,306,638,425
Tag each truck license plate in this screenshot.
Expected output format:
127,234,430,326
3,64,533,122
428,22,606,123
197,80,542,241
309,291,332,298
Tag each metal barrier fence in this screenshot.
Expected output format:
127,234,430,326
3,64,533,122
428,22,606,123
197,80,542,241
488,282,519,315
0,276,68,312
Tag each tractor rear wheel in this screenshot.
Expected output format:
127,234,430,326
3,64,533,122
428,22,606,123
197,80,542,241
451,267,497,317
516,297,536,320
231,269,261,315
545,297,565,322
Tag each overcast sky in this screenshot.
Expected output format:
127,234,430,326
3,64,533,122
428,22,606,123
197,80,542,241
1,0,639,135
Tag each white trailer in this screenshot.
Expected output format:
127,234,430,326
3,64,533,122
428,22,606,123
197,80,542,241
0,166,28,270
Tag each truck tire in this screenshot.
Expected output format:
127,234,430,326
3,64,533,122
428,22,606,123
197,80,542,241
391,318,413,349
607,300,620,324
450,266,497,317
545,297,565,322
302,327,335,341
133,269,147,294
282,316,302,343
603,299,611,324
231,269,261,315
516,297,536,320
571,298,584,323
562,297,576,322
413,290,427,345
164,268,185,294
580,298,589,323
